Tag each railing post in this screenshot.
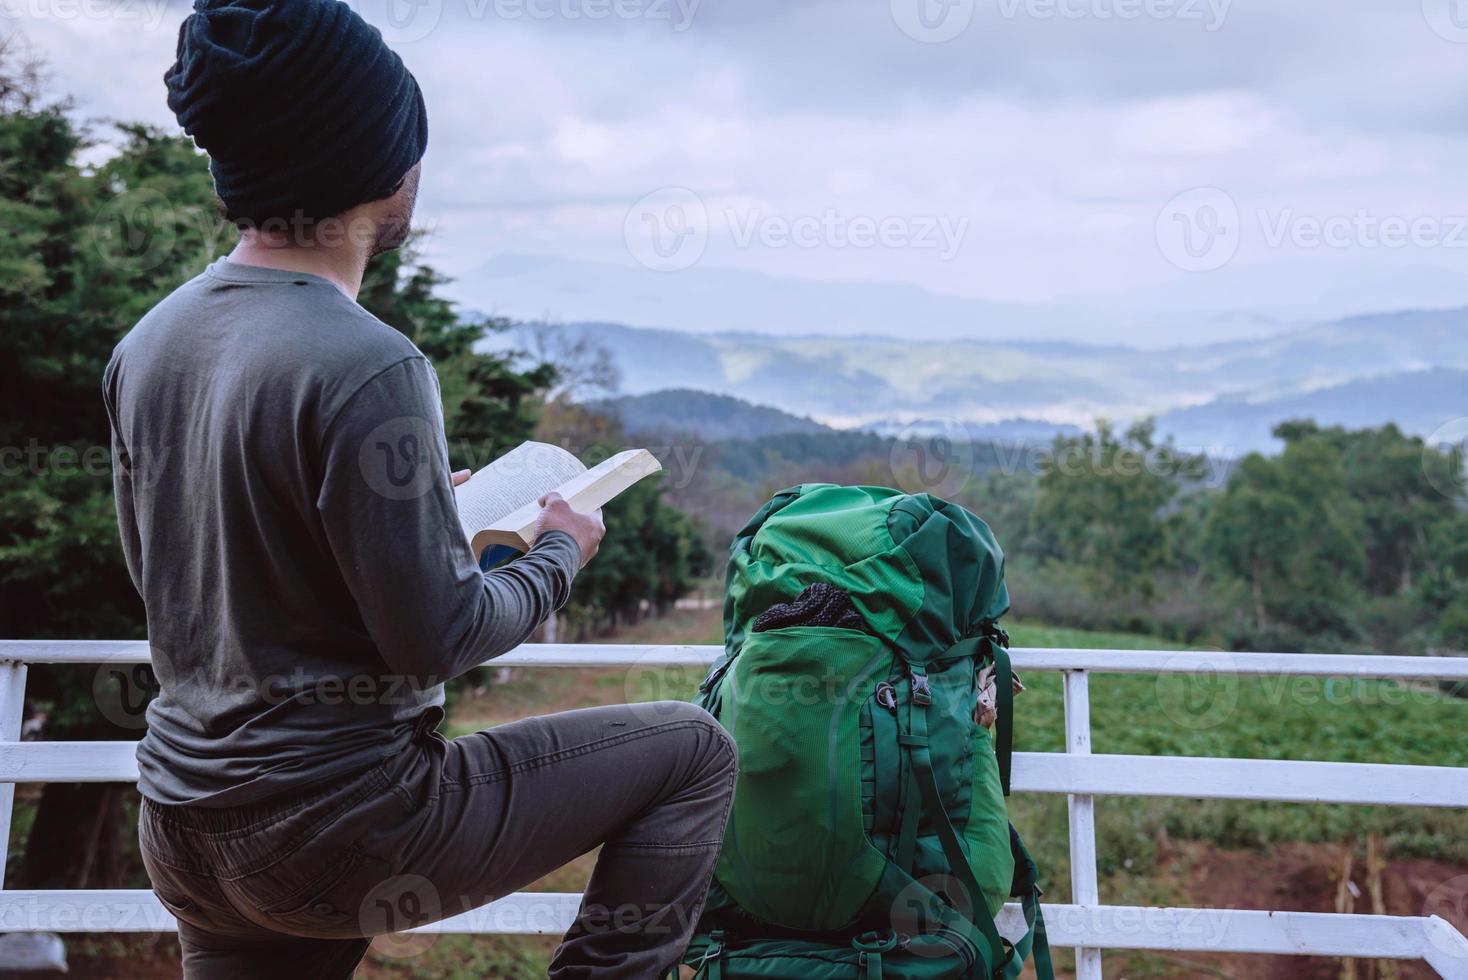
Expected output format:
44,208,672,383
1063,669,1103,980
0,661,27,887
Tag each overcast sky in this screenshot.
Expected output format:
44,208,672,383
14,0,1468,343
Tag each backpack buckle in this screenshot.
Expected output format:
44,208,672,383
980,621,1010,649
852,929,898,954
910,672,932,707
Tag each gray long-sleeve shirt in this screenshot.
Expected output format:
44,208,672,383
104,259,580,807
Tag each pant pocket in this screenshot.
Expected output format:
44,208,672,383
235,845,392,939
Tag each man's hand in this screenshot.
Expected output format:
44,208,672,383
452,469,472,487
535,492,605,566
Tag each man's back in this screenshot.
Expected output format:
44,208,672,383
106,259,443,806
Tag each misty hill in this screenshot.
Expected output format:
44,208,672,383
489,306,1468,444
1156,368,1468,454
595,389,830,441
862,418,1084,443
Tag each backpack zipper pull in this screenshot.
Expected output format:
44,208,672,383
875,681,897,712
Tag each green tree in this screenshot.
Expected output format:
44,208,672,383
1204,432,1365,640
1275,421,1464,597
359,249,553,465
1030,420,1200,597
533,403,713,633
0,57,236,887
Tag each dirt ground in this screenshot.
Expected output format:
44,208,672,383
1116,840,1465,979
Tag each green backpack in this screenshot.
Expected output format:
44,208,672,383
683,485,1053,980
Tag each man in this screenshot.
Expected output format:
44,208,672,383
103,1,736,976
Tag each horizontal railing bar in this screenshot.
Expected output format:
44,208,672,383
5,743,1462,806
1015,753,1468,807
0,890,1461,960
2,641,1466,680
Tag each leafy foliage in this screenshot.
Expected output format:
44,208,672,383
1031,420,1204,599
1014,417,1468,654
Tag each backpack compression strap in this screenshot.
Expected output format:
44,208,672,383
959,627,1015,795
894,644,1050,980
896,662,1008,976
1007,831,1055,980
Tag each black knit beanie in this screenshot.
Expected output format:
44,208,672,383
165,0,428,226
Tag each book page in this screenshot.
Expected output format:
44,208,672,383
454,442,585,546
472,448,663,553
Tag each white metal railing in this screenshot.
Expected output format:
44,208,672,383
0,640,1465,978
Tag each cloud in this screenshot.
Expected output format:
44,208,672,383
16,0,1468,340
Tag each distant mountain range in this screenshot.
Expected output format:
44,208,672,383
1158,368,1467,453
594,389,830,441
482,306,1468,453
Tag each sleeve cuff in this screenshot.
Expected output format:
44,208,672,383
530,529,582,582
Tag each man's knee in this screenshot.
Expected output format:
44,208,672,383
648,701,737,781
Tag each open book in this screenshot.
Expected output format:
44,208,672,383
453,442,663,555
